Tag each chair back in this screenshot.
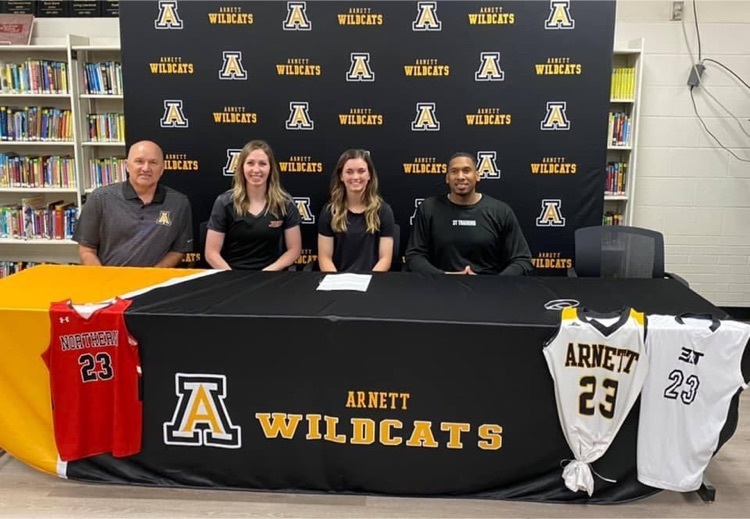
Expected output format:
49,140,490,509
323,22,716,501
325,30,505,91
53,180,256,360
574,225,665,278
197,221,209,268
390,223,401,271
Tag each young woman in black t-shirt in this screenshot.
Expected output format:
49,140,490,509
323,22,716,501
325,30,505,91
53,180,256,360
205,140,301,270
317,149,395,272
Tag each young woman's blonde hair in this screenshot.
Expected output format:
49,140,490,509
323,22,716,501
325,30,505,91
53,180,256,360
327,149,383,233
231,140,290,218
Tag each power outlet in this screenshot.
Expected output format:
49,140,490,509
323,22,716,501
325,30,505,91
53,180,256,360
671,1,685,21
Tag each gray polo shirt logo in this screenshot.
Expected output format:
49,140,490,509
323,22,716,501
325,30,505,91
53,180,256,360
157,211,173,226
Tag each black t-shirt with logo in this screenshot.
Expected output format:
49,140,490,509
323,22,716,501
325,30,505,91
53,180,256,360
318,203,395,272
208,190,301,270
405,194,533,275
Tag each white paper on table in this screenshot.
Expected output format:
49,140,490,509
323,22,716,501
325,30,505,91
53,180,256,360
316,273,372,292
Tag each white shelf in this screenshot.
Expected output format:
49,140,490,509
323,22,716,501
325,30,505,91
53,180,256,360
0,238,76,245
0,187,77,193
605,38,644,227
0,141,74,146
0,37,122,268
80,94,123,99
0,36,120,263
0,93,70,98
83,141,125,147
0,45,67,52
72,45,120,52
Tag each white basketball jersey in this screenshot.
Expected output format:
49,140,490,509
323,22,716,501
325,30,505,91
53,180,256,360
543,307,648,496
637,315,750,492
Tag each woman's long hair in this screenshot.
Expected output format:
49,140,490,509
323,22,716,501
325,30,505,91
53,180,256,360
327,149,383,233
231,140,290,218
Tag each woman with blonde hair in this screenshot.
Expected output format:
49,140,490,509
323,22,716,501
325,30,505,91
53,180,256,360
205,140,301,270
317,149,395,272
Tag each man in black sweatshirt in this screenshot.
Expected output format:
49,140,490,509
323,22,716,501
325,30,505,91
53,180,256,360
405,152,533,275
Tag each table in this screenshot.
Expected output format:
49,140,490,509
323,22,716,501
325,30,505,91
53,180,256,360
0,267,741,503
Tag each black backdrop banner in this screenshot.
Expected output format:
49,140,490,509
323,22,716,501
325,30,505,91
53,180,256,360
119,0,615,272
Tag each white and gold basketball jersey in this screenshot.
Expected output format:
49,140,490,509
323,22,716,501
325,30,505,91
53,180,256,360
543,307,649,496
638,315,750,491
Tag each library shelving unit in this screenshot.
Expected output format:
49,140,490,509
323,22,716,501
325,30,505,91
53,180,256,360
605,38,644,226
0,36,125,275
70,39,126,196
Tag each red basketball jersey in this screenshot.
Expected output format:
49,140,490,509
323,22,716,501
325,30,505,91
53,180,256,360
42,297,142,462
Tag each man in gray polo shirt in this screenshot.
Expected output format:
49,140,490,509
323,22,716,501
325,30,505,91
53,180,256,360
74,140,193,267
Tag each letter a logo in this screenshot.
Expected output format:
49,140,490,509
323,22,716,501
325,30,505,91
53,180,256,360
286,102,314,130
163,374,241,448
155,0,183,30
160,100,188,128
293,197,315,224
347,53,375,82
156,211,172,226
219,51,247,80
223,149,241,177
413,1,441,31
283,1,312,31
475,52,505,82
411,103,440,131
476,151,501,180
545,0,575,29
536,199,566,227
540,101,570,131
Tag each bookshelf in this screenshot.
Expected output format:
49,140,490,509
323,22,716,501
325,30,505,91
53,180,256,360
71,42,126,194
605,39,644,226
0,36,125,275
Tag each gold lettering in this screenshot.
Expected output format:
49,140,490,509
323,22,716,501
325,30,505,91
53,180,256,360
379,419,403,446
305,414,322,440
477,424,503,450
350,418,376,445
255,412,302,439
324,415,346,443
440,422,471,449
405,421,439,448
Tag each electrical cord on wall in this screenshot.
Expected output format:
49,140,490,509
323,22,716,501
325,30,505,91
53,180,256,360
692,0,702,61
702,58,750,92
681,0,750,162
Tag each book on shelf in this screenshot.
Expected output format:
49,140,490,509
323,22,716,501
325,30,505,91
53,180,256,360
87,112,125,142
605,162,628,195
52,200,75,239
610,67,635,99
603,212,624,226
1,260,46,278
0,13,33,45
607,111,631,147
0,153,76,188
83,61,123,95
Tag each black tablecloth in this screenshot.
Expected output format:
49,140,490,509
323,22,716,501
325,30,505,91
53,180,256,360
67,272,736,503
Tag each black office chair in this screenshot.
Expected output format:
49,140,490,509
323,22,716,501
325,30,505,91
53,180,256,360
196,221,209,268
570,225,688,286
390,223,401,271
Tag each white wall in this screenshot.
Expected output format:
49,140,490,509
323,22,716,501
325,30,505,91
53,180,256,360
616,0,750,306
30,17,120,45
